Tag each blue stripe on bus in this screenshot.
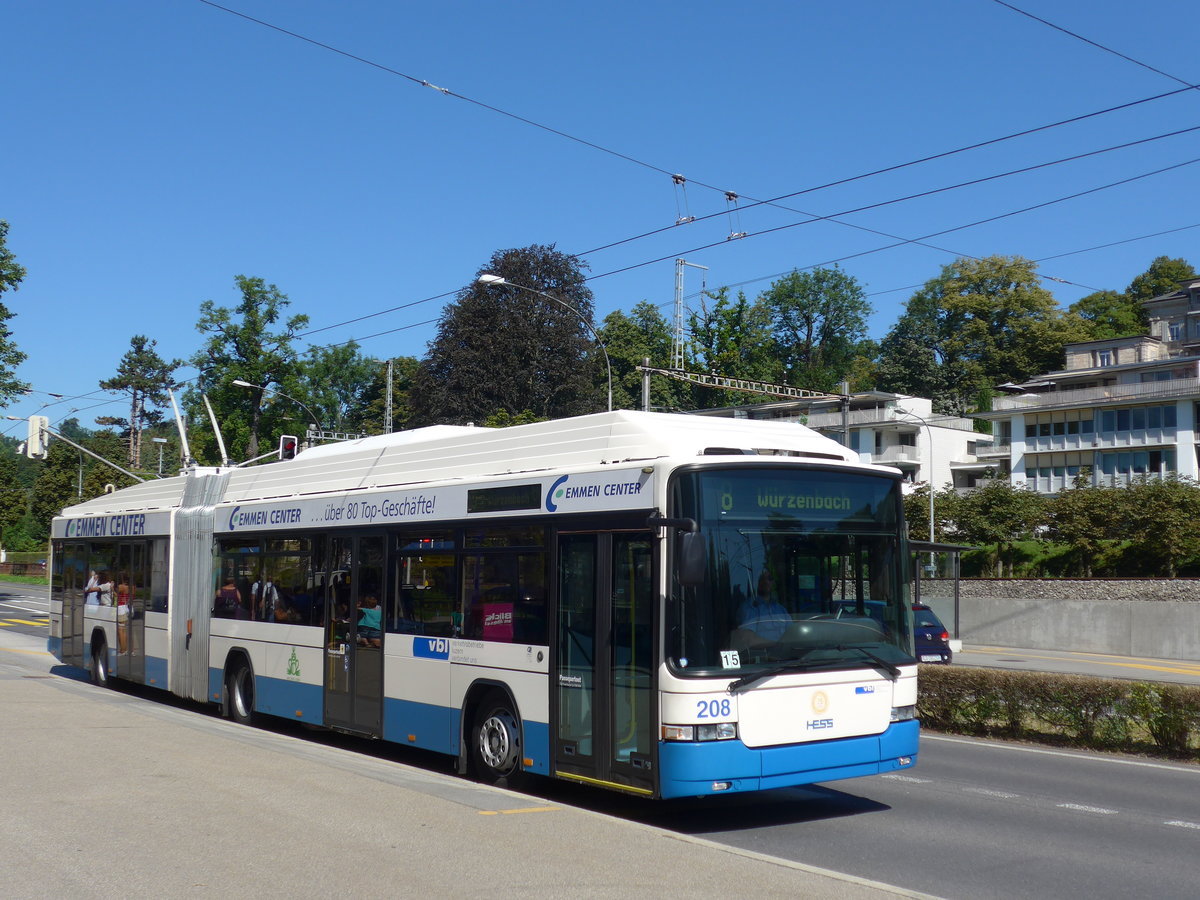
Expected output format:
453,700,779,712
207,667,325,723
145,655,168,688
656,720,919,799
47,635,61,657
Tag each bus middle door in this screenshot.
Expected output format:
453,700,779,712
555,531,655,796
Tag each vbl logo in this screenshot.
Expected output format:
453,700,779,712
414,637,451,659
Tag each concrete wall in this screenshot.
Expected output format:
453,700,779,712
916,579,1200,662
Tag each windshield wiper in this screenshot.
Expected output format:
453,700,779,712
837,645,901,680
726,651,821,693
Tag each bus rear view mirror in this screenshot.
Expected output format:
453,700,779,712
677,531,707,586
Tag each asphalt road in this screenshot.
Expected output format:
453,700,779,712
0,583,48,639
956,644,1200,685
4,614,1199,899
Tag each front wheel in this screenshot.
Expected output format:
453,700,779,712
227,662,256,725
470,696,522,784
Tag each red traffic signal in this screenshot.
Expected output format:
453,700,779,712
278,435,299,460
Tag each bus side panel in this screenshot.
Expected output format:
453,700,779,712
144,612,169,687
448,652,551,776
208,623,325,723
382,648,456,755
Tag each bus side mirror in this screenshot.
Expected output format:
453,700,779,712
677,531,707,587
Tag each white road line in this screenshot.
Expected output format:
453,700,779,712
1057,803,1118,815
925,734,1200,775
963,787,1021,800
1164,820,1200,830
881,774,932,784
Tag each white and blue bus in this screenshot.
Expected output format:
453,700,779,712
48,411,919,798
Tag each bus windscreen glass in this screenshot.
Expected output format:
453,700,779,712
669,467,913,676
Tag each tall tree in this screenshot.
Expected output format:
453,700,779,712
287,342,378,434
1126,255,1198,304
189,276,308,462
877,256,1083,414
759,266,872,393
0,221,29,405
411,245,602,425
599,302,690,412
1067,290,1146,340
942,478,1045,577
97,335,180,468
685,287,774,407
357,356,422,434
1119,475,1200,577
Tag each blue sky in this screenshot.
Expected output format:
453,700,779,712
5,0,1200,435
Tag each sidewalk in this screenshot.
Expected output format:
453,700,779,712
0,630,931,899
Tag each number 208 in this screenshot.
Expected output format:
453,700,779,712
696,698,732,719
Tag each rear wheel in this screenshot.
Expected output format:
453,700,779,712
90,639,109,687
227,662,256,725
470,695,523,785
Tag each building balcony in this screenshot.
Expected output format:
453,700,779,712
974,439,1011,458
873,445,921,466
990,376,1200,412
803,407,977,432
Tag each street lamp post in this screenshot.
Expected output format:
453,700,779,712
230,380,323,440
152,436,168,477
477,274,613,412
896,407,936,576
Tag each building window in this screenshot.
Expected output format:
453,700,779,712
1096,349,1114,367
1169,322,1183,342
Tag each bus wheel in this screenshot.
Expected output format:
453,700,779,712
471,696,522,784
90,640,109,687
227,662,256,725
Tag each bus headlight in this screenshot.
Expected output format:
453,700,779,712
890,705,917,722
662,723,738,742
697,722,738,741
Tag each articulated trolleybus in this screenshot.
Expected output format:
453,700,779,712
49,411,919,798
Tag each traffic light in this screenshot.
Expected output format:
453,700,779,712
278,434,298,460
27,415,48,459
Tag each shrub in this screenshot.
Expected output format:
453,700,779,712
917,667,1200,759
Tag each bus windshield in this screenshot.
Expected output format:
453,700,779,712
668,467,914,678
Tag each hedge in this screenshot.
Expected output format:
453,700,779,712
918,666,1200,759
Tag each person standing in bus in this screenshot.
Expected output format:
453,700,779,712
116,573,131,653
214,575,241,619
95,571,114,607
84,570,101,605
252,577,279,622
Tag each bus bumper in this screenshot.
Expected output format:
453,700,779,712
656,719,919,799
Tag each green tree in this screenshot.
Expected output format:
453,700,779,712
97,335,180,469
1126,256,1198,304
357,356,422,434
287,342,378,434
945,479,1045,577
685,287,775,407
1047,473,1120,577
1119,476,1200,577
1067,290,1146,340
759,266,872,393
599,302,690,412
877,256,1083,414
0,221,29,405
411,245,602,425
189,276,309,462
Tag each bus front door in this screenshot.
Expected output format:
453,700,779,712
555,532,655,796
323,533,386,736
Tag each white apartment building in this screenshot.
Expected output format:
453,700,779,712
691,392,990,491
975,277,1200,494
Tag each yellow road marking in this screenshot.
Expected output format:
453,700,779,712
0,646,53,656
964,647,1200,677
4,619,46,627
478,806,559,816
